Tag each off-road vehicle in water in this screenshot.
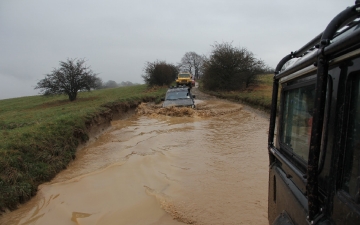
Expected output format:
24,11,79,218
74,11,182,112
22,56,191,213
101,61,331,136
268,2,360,225
162,86,196,108
176,72,194,87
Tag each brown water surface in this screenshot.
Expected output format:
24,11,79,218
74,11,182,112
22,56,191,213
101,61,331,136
0,99,269,225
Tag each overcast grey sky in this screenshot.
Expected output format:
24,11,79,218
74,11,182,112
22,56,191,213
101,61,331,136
0,0,353,100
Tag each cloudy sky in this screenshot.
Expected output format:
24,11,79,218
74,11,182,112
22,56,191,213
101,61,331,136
0,0,353,100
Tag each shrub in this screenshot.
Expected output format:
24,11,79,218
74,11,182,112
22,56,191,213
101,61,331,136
142,60,178,87
202,42,267,91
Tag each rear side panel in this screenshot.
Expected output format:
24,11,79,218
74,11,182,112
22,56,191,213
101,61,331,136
269,164,307,225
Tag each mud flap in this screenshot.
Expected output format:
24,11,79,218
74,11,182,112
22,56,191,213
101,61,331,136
272,211,295,225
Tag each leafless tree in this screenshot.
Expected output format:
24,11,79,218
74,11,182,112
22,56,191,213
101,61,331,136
202,42,267,91
178,52,205,80
35,58,99,101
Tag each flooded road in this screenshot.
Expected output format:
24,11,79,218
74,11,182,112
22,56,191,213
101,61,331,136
0,91,269,225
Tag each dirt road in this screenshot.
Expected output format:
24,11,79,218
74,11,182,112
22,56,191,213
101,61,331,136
0,86,269,225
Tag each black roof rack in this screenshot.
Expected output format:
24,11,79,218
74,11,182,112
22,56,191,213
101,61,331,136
169,85,188,89
167,85,191,92
274,4,360,78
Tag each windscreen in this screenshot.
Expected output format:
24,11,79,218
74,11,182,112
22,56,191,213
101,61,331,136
165,91,189,100
178,74,191,78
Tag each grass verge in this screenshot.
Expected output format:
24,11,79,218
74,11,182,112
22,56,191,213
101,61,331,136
0,85,167,212
199,74,273,112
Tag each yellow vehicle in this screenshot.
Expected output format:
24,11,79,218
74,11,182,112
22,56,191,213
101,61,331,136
176,72,193,87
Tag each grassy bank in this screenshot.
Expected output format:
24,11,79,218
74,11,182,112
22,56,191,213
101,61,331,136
0,85,167,212
200,74,273,112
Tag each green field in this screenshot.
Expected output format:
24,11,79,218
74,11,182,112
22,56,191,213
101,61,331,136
0,85,167,212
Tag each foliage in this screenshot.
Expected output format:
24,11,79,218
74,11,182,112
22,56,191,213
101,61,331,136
142,60,178,87
104,80,118,88
202,42,267,91
0,85,167,212
178,52,206,79
94,79,137,89
119,81,137,87
35,58,99,101
94,77,104,89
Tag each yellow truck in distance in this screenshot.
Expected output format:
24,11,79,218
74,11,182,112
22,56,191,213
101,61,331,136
176,72,194,87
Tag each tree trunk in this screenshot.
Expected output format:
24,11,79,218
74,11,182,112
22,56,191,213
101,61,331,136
68,91,77,101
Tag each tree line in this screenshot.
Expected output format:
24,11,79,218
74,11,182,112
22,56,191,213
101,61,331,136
96,79,139,89
35,42,272,101
142,41,272,90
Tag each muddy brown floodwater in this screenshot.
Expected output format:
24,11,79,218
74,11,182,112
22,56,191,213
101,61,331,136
0,89,269,225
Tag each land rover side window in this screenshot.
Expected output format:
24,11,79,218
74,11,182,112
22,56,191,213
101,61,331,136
342,73,360,202
280,84,315,162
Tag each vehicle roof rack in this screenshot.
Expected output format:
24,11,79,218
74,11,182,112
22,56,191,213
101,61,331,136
274,4,360,79
168,85,190,90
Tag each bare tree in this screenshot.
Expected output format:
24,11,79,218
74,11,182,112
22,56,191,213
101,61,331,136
202,42,267,91
178,52,205,80
35,58,99,101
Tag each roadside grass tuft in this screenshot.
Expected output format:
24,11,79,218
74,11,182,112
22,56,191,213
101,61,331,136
0,85,167,212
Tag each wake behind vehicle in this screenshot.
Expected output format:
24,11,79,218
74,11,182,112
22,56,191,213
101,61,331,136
162,86,196,108
268,2,360,225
